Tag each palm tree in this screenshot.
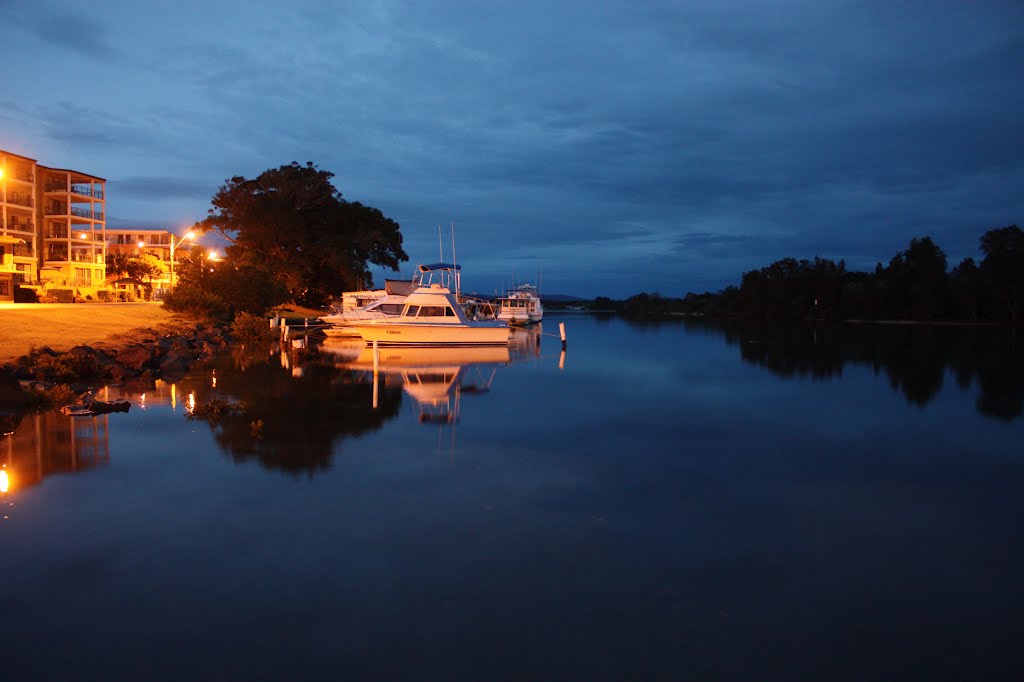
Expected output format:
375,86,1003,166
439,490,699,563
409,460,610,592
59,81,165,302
106,252,131,279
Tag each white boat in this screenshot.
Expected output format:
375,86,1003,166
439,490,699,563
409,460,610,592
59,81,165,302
320,293,408,337
319,265,459,337
496,284,543,325
343,283,510,346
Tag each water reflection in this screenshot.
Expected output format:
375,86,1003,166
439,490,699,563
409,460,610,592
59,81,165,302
322,342,509,424
0,411,111,495
179,346,404,474
684,319,1024,420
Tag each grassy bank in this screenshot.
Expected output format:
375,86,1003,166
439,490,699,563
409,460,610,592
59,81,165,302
0,302,196,363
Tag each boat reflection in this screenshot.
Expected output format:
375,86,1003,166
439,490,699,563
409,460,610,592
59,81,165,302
0,411,111,497
320,342,509,424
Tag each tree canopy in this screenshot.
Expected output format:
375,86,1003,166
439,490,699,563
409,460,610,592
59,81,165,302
197,162,408,307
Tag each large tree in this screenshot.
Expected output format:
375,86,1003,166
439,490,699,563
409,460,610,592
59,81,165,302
979,225,1024,322
197,162,408,307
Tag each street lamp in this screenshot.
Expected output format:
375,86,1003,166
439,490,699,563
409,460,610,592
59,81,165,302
169,230,195,288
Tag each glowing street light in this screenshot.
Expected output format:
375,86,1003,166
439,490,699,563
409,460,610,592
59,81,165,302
169,230,195,288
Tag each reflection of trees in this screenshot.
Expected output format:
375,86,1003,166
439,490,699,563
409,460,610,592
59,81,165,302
182,350,401,475
684,319,1024,420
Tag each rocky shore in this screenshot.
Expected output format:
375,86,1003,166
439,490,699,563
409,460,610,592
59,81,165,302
0,321,231,412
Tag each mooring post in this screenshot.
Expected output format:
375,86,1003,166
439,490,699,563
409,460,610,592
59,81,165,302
372,340,380,409
559,322,567,350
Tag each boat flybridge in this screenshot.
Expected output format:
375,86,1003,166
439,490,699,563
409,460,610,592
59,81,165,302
497,283,544,325
341,281,511,346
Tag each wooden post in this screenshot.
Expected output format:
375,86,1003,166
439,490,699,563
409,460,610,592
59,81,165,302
559,322,567,350
372,340,379,409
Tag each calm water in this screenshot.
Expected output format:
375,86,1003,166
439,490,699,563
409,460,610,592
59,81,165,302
2,316,1023,680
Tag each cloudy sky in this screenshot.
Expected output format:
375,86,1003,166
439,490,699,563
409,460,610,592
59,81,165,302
2,0,1021,297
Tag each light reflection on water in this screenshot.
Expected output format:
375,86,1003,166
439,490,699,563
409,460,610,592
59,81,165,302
1,316,1022,680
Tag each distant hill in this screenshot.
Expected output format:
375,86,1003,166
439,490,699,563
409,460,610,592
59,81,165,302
462,292,585,302
541,293,586,302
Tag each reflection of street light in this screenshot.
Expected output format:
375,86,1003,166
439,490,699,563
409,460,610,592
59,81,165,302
169,230,195,288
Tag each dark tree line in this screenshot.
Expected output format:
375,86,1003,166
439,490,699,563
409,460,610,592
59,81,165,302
679,318,1024,421
607,225,1023,322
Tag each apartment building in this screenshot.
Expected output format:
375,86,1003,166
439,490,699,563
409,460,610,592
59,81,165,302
0,147,107,300
105,228,175,289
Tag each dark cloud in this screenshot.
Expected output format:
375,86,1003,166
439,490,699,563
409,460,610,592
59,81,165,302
4,0,119,60
109,176,215,201
1,0,1021,296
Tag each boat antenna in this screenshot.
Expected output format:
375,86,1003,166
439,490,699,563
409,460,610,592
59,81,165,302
438,223,443,263
451,220,459,297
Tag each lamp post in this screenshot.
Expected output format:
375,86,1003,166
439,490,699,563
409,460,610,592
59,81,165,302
169,230,195,289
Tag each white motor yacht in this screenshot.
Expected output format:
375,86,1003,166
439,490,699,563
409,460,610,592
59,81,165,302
343,283,510,346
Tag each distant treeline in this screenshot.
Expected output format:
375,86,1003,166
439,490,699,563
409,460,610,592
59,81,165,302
572,225,1024,323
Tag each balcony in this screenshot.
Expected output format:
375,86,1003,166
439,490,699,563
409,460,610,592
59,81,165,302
45,182,67,192
67,207,104,220
4,193,34,208
4,220,34,232
70,184,104,199
5,168,34,183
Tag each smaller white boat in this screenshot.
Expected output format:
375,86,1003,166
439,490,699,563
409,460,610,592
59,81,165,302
497,284,543,325
320,293,408,337
344,284,510,346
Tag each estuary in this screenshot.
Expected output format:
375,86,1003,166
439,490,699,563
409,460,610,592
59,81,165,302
2,315,1022,680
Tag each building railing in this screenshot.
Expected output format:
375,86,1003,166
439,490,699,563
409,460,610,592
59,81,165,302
45,229,69,239
12,245,33,257
70,185,104,199
4,194,34,207
45,182,67,192
4,220,34,231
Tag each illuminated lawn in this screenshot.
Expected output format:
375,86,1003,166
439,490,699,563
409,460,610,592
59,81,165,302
0,302,194,362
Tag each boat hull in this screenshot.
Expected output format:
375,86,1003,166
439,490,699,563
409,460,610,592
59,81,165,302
497,312,543,326
356,322,510,346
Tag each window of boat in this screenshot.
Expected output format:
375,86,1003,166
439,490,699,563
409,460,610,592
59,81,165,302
378,303,403,315
404,305,419,316
417,306,447,316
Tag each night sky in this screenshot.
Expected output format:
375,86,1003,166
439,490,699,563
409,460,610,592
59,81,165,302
2,0,1021,297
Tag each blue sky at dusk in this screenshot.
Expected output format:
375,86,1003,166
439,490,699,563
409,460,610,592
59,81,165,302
2,0,1021,297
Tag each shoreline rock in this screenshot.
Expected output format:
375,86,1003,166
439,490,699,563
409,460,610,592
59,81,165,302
0,321,232,411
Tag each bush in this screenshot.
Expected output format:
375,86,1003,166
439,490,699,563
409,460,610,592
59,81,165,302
163,285,231,320
50,289,75,303
29,349,109,382
24,384,80,410
231,311,278,344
